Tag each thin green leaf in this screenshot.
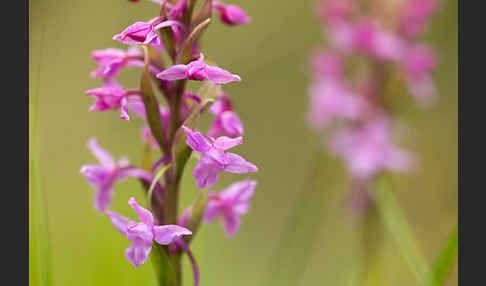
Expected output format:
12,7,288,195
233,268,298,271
171,99,214,183
141,46,168,154
196,80,222,102
424,224,458,286
192,0,212,29
29,18,52,286
373,176,430,284
185,190,209,245
147,164,171,210
178,18,211,64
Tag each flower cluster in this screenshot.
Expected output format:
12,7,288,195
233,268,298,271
309,0,438,211
80,0,256,284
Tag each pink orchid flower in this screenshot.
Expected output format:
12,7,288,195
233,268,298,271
207,93,244,138
399,0,438,39
329,118,415,179
106,197,192,268
85,80,144,120
80,138,154,211
401,45,438,106
113,20,185,47
204,180,257,237
308,79,366,129
156,53,241,84
182,126,258,188
213,1,251,26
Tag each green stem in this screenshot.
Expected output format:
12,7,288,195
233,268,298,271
372,176,430,284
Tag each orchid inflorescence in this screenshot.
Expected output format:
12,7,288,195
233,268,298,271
308,0,439,214
80,1,257,285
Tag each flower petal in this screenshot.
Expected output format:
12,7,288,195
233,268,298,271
182,126,212,153
87,138,115,168
193,156,221,188
128,197,154,226
106,210,133,235
206,66,241,84
223,153,258,174
222,211,241,237
153,224,192,245
156,65,188,81
125,239,152,268
213,136,243,150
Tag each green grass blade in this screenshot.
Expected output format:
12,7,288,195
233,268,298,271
425,224,458,286
373,177,429,284
29,18,52,285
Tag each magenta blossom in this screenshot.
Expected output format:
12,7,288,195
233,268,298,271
329,21,404,61
85,80,144,120
80,138,153,211
106,197,192,268
308,79,366,129
156,54,241,84
213,1,251,26
207,93,244,138
401,45,437,106
91,47,147,78
182,126,258,188
399,0,438,39
204,180,257,237
318,0,352,26
329,118,415,179
113,20,185,47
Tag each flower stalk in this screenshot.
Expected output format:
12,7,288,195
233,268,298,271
81,1,256,285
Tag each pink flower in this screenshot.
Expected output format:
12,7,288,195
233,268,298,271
168,0,186,20
207,93,244,138
204,180,257,237
80,138,154,211
329,21,404,61
85,80,143,120
399,0,438,39
318,0,352,26
401,45,438,106
106,197,192,268
113,20,185,47
329,118,414,179
308,79,366,129
213,1,251,26
156,54,241,84
182,126,258,188
91,47,141,78
311,50,343,79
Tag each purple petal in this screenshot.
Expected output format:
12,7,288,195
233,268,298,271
156,65,188,81
120,97,130,120
203,200,220,222
117,168,154,183
206,66,241,84
213,136,243,150
125,239,152,268
222,211,241,237
223,152,258,174
152,224,192,245
193,156,221,189
94,187,114,212
87,138,115,168
80,164,113,191
182,126,212,153
128,197,154,226
220,111,244,137
106,210,132,235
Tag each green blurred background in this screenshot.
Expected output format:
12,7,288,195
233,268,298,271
29,0,457,285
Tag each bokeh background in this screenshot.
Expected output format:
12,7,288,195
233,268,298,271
29,0,457,285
